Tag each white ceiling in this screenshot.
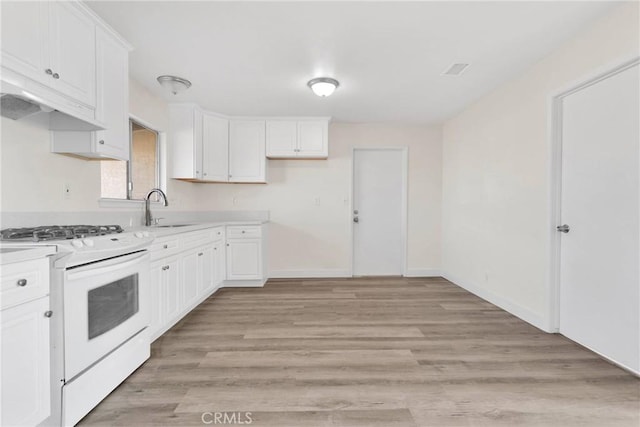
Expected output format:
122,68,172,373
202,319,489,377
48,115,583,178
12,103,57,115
88,1,617,124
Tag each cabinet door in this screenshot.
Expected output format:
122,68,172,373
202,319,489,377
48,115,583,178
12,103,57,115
0,1,49,86
202,114,229,181
213,244,225,290
1,297,51,427
199,245,215,295
229,120,266,183
48,1,96,107
297,121,328,158
226,239,262,280
95,27,129,161
266,121,297,158
148,261,164,339
170,106,203,180
162,258,181,326
181,250,199,311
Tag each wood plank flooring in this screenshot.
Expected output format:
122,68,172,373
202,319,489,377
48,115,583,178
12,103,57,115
79,277,640,426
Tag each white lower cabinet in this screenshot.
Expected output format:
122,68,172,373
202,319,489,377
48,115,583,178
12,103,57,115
149,256,180,339
0,256,51,427
226,239,262,280
1,297,51,427
148,226,233,341
181,249,200,310
225,224,267,285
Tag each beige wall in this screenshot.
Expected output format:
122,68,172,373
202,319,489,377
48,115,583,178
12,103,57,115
201,123,443,276
0,113,103,212
441,2,639,330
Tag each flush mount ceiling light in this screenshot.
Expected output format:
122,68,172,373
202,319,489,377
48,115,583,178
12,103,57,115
157,75,192,95
307,77,340,97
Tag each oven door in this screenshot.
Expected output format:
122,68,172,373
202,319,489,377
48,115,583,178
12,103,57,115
63,250,149,380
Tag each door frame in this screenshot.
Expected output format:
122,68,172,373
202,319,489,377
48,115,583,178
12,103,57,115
547,56,639,332
349,147,409,277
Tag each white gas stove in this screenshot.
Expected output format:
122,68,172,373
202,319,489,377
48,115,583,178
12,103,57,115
1,224,154,426
0,225,154,267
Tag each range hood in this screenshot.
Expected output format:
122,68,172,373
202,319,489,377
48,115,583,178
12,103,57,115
0,93,53,120
0,74,105,131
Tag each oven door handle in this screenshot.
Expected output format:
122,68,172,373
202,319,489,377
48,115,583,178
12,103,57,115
66,251,149,280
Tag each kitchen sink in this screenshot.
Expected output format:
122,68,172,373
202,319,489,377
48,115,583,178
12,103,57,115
154,224,195,228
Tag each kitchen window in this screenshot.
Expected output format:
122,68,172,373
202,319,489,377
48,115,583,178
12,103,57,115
101,120,161,201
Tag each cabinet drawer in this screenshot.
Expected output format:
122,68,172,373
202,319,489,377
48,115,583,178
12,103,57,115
180,229,214,250
149,236,179,261
212,227,225,242
1,258,50,310
226,225,261,239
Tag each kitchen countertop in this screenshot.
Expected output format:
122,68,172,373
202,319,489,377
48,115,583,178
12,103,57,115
128,220,268,238
0,245,56,265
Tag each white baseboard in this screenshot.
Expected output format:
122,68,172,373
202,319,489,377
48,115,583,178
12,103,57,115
442,271,549,332
404,268,441,278
268,269,351,279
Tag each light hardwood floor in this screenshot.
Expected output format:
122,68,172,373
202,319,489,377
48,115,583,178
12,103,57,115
79,277,640,426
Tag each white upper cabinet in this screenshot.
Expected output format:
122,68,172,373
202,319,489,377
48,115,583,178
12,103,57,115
170,105,329,183
0,1,49,87
297,120,328,158
266,121,298,157
170,106,234,182
266,119,329,159
48,1,96,107
202,113,230,182
229,120,267,183
50,23,131,160
170,104,204,180
92,27,130,160
1,1,96,108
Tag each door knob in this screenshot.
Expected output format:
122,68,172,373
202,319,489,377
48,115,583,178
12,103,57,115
353,217,359,223
557,224,570,233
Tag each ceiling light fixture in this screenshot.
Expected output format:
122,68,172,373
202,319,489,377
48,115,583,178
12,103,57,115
157,75,192,95
307,77,339,97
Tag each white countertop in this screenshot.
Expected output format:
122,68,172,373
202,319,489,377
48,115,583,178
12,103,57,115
127,220,268,238
0,245,56,265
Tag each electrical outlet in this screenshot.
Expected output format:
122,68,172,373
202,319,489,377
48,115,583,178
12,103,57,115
63,183,71,200
313,197,321,206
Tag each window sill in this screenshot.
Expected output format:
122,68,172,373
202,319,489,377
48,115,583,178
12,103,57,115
98,198,164,209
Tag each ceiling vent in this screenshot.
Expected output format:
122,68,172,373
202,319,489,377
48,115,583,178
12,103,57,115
442,63,470,76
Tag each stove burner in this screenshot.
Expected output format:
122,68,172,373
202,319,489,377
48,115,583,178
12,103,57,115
0,225,124,242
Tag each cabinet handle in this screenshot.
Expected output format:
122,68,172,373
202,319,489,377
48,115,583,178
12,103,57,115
52,72,60,79
203,173,208,176
241,230,246,234
228,174,232,178
226,243,229,247
198,252,203,256
163,244,168,249
16,278,27,287
214,247,217,251
98,140,105,145
45,68,53,75
44,310,53,318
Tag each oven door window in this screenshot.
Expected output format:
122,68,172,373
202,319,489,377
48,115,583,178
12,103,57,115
88,274,139,340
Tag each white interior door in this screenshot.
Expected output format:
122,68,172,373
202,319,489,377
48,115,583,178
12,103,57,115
559,63,639,374
352,149,405,276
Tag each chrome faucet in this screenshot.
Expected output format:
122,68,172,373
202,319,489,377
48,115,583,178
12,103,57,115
145,188,169,226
